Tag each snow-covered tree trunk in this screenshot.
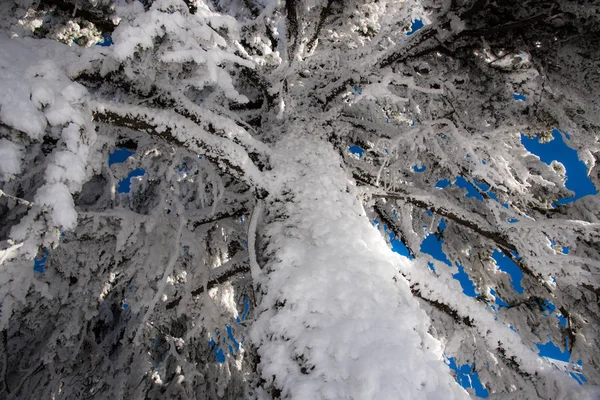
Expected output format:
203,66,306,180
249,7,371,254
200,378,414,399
249,129,469,398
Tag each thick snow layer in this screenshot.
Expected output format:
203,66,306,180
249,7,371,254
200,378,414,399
249,131,469,399
0,33,97,258
34,183,78,230
0,138,22,180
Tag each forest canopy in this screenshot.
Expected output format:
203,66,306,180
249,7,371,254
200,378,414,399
0,0,599,399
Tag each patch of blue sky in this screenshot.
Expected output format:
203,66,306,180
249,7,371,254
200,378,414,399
348,145,364,159
570,372,588,385
236,296,250,323
226,326,241,350
420,220,452,266
97,33,114,47
435,178,451,189
489,289,509,308
212,297,251,362
389,231,414,259
446,357,489,398
413,164,426,172
536,340,570,363
557,314,567,329
455,176,484,201
108,147,135,166
541,299,556,316
210,326,243,362
521,130,597,205
427,262,436,272
473,180,498,201
538,299,568,329
209,338,226,363
33,249,49,273
407,19,424,36
373,219,414,260
548,238,570,255
513,93,526,101
453,264,478,297
436,176,499,202
419,216,482,296
438,218,447,230
117,168,146,193
491,249,524,294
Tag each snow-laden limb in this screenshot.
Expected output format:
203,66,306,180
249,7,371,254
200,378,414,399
162,89,272,160
91,101,265,192
248,199,263,283
111,0,253,103
0,34,98,260
401,259,599,400
371,190,515,251
350,70,444,107
250,131,469,399
0,189,33,208
0,241,23,265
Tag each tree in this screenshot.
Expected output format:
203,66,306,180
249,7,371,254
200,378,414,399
0,0,599,398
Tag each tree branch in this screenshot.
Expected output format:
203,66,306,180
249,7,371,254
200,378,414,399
188,203,250,230
165,259,250,310
306,0,338,52
91,102,267,196
285,0,299,59
372,191,516,251
410,284,475,327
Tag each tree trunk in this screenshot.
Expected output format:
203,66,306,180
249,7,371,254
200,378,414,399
248,130,470,399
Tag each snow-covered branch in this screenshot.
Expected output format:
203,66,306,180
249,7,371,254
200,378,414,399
91,102,266,194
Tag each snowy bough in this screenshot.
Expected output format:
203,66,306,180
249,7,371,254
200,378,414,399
1,0,600,398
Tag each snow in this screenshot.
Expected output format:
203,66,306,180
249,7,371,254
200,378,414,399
45,151,88,191
112,0,254,103
0,138,23,180
0,33,97,263
250,131,470,399
34,183,78,230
